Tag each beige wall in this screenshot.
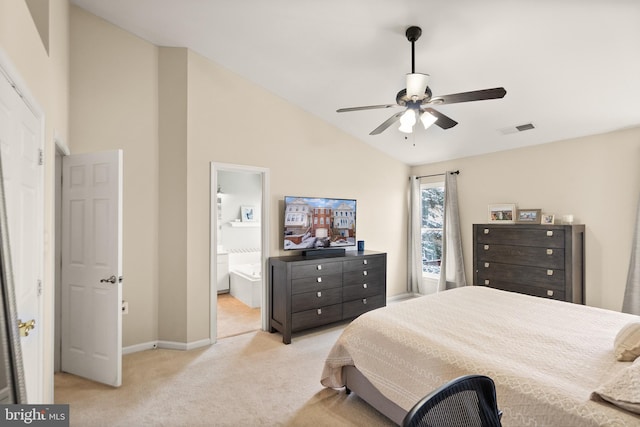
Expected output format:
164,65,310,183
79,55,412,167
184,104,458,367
70,8,410,346
184,51,410,342
0,0,69,403
70,7,160,346
411,126,640,311
157,47,189,343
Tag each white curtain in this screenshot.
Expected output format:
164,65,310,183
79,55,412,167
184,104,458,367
408,176,423,294
623,192,640,315
438,171,467,291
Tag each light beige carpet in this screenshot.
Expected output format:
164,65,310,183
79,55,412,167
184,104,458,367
54,324,395,426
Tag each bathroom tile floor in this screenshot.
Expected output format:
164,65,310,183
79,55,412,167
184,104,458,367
217,293,261,339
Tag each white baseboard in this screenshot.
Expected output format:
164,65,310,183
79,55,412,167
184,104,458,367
157,339,212,351
387,292,416,303
123,338,212,354
123,341,158,355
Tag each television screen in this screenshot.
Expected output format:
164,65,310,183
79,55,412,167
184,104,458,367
283,196,356,250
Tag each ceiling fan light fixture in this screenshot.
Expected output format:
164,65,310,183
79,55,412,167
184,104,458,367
406,73,430,99
420,111,438,129
398,109,417,133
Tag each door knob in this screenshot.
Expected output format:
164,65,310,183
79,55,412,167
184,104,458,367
18,319,36,337
100,275,117,284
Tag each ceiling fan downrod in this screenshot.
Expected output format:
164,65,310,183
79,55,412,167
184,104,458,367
405,26,422,74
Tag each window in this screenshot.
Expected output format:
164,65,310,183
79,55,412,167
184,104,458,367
420,181,444,277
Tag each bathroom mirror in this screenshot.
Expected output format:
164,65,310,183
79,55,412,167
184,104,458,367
0,156,27,403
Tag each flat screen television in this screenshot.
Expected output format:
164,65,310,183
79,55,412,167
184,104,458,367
283,196,356,251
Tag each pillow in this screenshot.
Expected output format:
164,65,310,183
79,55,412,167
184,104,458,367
591,357,640,415
614,322,640,362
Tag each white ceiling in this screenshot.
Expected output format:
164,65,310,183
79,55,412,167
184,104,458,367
70,0,640,166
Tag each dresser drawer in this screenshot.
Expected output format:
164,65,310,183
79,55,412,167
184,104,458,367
292,288,342,312
477,262,565,288
476,227,565,248
343,281,385,301
343,267,384,285
480,282,566,301
292,303,342,331
292,273,342,295
291,261,342,279
343,256,385,272
343,294,385,319
476,244,564,269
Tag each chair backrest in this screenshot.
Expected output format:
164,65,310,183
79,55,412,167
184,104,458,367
402,375,502,427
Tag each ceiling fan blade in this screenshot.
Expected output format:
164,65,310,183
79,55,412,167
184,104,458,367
424,108,458,129
430,87,506,105
370,111,405,135
337,104,399,113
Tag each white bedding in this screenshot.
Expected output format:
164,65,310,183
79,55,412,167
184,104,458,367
321,286,640,426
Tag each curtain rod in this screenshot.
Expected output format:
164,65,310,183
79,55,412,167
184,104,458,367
415,170,460,179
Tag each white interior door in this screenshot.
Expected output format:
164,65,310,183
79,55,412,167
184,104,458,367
61,150,123,387
0,69,44,403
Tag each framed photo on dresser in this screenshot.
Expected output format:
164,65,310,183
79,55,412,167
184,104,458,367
515,209,542,224
488,204,516,223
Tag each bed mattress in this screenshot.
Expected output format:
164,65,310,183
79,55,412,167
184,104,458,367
321,286,640,426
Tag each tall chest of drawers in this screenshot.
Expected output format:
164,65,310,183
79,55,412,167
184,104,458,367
269,251,386,344
473,224,585,303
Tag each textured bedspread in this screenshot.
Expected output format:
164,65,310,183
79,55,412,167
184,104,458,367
321,286,640,426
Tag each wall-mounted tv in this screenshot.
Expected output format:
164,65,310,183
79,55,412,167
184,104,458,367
283,196,356,251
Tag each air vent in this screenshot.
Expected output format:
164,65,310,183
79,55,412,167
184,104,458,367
499,123,536,135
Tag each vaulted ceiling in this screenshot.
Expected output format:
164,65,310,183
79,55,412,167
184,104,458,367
71,0,640,165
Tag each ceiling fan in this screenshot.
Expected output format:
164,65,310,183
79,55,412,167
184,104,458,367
337,26,507,135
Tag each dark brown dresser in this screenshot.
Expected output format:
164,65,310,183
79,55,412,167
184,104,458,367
269,251,386,344
473,224,585,303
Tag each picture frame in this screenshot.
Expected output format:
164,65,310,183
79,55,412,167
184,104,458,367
516,208,542,224
488,204,516,223
541,214,555,225
240,206,255,222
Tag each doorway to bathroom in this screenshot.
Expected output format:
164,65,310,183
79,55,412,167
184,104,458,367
210,163,269,342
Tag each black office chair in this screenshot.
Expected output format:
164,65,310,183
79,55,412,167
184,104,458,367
402,375,503,427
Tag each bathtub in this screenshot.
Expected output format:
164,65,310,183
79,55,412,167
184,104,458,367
229,263,262,308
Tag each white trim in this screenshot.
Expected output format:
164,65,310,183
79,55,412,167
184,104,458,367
123,338,212,355
54,130,70,156
157,339,212,351
122,342,158,355
210,163,270,345
387,293,416,303
0,48,45,118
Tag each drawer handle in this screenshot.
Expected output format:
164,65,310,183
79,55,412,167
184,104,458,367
546,249,553,255
317,265,322,270
484,262,490,268
547,270,554,276
317,291,322,298
484,279,490,285
317,309,322,315
363,271,368,276
484,245,489,250
363,283,368,289
547,290,554,297
317,277,322,283
547,231,554,237
363,260,368,265
362,298,367,304
484,228,489,234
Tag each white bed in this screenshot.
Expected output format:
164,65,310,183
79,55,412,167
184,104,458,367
321,286,640,426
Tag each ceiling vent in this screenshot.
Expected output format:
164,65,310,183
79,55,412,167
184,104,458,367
499,123,536,135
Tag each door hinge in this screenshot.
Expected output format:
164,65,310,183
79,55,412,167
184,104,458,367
38,148,44,166
37,279,42,296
